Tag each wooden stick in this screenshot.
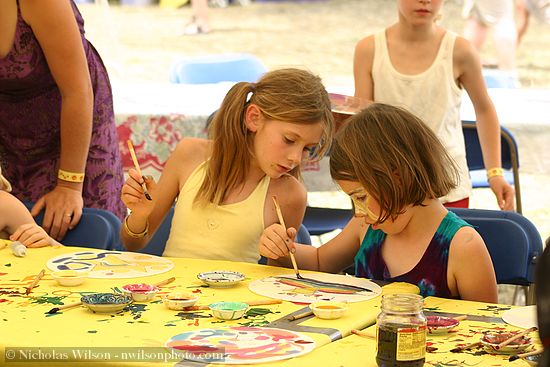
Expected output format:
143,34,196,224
497,326,538,349
509,349,543,361
153,277,175,287
183,299,282,312
47,301,83,314
450,341,482,353
271,196,302,279
25,269,45,295
453,315,468,322
288,310,313,321
351,329,375,339
127,140,152,200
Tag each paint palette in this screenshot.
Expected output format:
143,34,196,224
165,326,316,364
426,316,460,334
248,273,382,303
47,251,174,279
197,270,245,287
480,332,533,354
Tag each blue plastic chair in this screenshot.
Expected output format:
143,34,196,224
302,206,354,237
131,206,312,264
449,208,543,304
29,207,116,250
462,120,522,213
169,53,267,84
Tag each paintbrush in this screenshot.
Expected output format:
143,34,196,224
497,327,538,349
47,301,83,314
25,269,45,295
127,140,152,201
183,299,282,312
453,315,468,322
351,329,375,339
508,349,543,362
450,341,482,353
287,310,313,321
271,196,303,279
153,277,175,287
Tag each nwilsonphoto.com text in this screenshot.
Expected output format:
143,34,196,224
3,347,225,363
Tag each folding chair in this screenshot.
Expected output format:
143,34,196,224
302,206,354,237
30,207,116,250
462,120,522,213
449,208,543,305
130,206,313,263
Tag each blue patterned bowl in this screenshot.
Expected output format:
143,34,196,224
81,293,132,313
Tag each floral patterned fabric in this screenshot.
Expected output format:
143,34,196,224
0,1,125,220
354,211,472,298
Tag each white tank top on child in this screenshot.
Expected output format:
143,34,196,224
372,30,471,203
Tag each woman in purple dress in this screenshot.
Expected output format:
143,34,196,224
0,0,125,241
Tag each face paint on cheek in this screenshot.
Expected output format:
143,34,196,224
351,196,380,222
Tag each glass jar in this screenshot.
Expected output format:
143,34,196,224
376,294,427,367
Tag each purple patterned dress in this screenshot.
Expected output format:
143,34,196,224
0,1,125,220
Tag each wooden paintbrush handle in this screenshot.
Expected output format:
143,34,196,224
58,301,83,311
26,269,45,295
183,299,282,312
246,299,282,307
498,327,538,349
154,277,175,287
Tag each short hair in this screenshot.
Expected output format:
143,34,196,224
330,103,459,223
198,68,334,205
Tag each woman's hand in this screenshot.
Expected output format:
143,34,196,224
10,223,60,248
489,176,515,211
30,184,83,241
259,223,297,260
121,168,157,218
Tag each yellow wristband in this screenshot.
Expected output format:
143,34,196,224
123,215,148,238
487,167,504,180
58,169,85,183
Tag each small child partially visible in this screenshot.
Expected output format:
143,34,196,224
0,166,61,247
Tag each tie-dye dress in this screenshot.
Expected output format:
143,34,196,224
0,1,125,220
354,211,471,298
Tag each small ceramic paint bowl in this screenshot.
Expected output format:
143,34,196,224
480,332,533,354
197,270,245,288
208,301,248,320
162,292,199,311
81,293,132,313
121,283,159,302
309,301,348,320
51,270,88,287
426,316,460,334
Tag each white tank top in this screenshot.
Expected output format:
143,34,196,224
372,30,471,203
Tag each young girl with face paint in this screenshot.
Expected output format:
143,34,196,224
260,104,497,303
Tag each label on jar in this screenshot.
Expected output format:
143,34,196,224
395,326,426,361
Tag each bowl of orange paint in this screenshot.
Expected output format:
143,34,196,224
309,301,348,320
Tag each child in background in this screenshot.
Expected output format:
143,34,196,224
121,68,334,263
260,104,498,303
0,166,61,247
353,0,514,210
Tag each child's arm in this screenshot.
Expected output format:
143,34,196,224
353,35,375,100
260,217,364,274
0,191,61,247
448,226,498,303
120,138,203,251
455,37,515,211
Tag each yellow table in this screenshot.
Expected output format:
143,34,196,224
0,246,411,366
274,297,541,367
